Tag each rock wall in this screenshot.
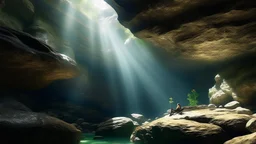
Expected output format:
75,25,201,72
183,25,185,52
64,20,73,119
106,0,256,108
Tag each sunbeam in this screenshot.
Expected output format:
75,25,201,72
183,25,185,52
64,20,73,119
58,0,188,116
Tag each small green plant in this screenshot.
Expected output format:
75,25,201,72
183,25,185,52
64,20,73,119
187,89,199,106
169,97,174,108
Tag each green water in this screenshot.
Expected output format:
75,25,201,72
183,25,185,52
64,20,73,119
80,134,133,144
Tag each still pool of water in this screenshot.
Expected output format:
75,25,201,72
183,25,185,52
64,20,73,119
80,134,133,144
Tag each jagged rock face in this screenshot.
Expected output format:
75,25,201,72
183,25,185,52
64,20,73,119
0,26,79,89
106,0,256,108
106,0,256,62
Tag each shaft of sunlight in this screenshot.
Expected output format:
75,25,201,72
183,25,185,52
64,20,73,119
61,0,183,115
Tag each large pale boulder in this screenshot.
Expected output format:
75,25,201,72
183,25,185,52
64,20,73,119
209,75,234,106
95,117,135,138
224,132,256,144
246,118,256,133
234,107,253,115
224,101,240,109
131,113,146,124
131,117,227,144
210,114,251,137
208,104,217,108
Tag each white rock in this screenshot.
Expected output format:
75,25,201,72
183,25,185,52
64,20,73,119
224,101,240,109
208,104,217,108
246,118,256,133
210,90,232,105
213,108,234,113
131,113,146,124
208,74,234,106
234,107,252,115
142,121,149,125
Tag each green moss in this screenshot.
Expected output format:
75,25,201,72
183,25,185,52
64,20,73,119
187,89,199,106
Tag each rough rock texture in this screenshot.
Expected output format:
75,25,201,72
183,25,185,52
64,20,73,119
0,109,81,144
131,117,227,144
150,107,255,143
105,0,256,108
209,74,234,106
246,118,256,133
106,0,256,62
210,114,251,137
95,117,135,138
234,107,253,115
225,101,240,109
0,26,79,89
224,132,256,144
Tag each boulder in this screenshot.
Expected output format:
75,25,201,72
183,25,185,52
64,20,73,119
224,101,240,109
0,26,79,89
0,109,81,144
209,75,234,106
224,132,256,144
131,118,227,144
210,114,251,137
208,104,217,108
183,105,208,111
234,107,253,115
132,137,142,144
246,118,256,133
168,108,235,123
132,121,140,126
95,117,135,138
131,113,146,124
142,121,149,125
